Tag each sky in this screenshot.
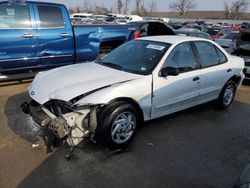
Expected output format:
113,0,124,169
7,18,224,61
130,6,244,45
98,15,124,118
37,0,250,12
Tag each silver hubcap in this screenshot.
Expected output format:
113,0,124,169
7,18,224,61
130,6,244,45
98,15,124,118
223,84,235,106
111,112,136,144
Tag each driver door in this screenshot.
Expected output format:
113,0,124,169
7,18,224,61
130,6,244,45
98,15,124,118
151,42,200,119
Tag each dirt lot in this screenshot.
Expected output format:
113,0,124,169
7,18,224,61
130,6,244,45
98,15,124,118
0,81,250,188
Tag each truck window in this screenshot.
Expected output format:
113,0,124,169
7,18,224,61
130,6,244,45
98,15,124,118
37,5,64,28
0,4,31,29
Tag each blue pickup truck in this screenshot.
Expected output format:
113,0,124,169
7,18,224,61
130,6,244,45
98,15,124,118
0,1,175,76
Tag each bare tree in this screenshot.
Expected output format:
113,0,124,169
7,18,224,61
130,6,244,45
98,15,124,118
223,0,249,20
117,0,123,14
230,0,249,19
169,0,196,17
147,0,158,16
123,0,130,14
95,5,109,14
223,1,230,19
134,0,148,16
82,0,94,13
134,0,142,15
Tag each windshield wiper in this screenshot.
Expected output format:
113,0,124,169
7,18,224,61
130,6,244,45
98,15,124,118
101,62,125,71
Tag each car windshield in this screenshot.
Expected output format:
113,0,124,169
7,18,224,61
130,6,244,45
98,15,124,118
96,40,171,75
222,32,238,40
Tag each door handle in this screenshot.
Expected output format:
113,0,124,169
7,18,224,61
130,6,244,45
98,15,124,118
227,68,232,73
193,77,200,81
61,33,70,37
22,33,34,38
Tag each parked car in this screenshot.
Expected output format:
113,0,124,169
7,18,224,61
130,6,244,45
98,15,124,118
0,1,132,75
128,21,176,38
233,30,250,80
215,31,239,53
0,1,175,78
203,27,232,41
22,36,245,151
176,29,211,40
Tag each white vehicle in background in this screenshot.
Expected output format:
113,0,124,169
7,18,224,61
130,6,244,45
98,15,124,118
70,13,94,21
127,15,143,22
22,36,245,151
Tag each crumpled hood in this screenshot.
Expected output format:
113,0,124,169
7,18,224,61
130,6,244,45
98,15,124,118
29,62,143,104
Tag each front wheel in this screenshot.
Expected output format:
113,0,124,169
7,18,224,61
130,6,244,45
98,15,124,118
216,80,237,109
94,102,139,149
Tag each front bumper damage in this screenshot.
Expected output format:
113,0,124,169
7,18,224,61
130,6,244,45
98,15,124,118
21,100,99,156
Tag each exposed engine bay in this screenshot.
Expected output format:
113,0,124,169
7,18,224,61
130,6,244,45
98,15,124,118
21,99,101,157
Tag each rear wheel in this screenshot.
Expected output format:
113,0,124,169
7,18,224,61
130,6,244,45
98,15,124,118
94,102,139,149
216,80,237,109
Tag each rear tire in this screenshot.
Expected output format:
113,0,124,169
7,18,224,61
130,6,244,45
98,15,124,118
94,102,139,149
216,80,237,109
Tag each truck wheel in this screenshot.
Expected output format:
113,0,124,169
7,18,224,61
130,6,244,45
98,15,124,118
94,102,138,149
216,80,237,109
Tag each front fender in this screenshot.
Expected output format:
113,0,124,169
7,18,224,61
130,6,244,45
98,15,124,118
74,75,153,121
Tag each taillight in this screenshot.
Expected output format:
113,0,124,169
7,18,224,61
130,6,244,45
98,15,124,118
134,31,140,39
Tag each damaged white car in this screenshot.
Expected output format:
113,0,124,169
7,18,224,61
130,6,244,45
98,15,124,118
22,36,245,152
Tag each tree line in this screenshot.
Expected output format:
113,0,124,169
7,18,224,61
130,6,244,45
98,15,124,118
69,0,250,20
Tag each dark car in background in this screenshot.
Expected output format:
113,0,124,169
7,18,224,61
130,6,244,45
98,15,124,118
128,21,176,38
176,29,211,40
233,29,250,80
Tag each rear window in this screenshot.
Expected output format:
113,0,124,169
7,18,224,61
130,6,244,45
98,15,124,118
37,5,64,28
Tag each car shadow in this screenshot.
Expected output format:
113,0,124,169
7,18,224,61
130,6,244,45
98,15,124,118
4,92,42,143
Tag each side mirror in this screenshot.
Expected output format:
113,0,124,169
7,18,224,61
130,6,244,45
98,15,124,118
160,67,179,77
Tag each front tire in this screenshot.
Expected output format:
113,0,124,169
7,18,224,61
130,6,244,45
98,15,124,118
94,102,139,149
216,80,237,109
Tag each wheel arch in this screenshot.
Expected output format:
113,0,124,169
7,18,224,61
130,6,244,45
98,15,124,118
228,75,242,86
106,97,144,123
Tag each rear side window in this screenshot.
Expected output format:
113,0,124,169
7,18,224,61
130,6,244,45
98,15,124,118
216,47,227,63
0,4,31,28
164,42,197,73
37,5,64,28
194,41,219,68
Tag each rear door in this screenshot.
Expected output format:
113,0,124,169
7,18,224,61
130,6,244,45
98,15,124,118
0,2,39,72
33,3,74,66
193,41,232,102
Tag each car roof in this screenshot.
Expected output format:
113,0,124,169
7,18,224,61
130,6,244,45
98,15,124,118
0,1,64,6
137,35,209,44
176,29,209,35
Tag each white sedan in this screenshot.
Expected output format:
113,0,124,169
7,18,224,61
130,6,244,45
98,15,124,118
22,36,245,150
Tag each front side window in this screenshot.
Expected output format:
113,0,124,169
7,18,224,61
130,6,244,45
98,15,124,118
164,42,197,73
194,41,219,68
97,40,170,75
37,5,64,28
0,4,31,28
